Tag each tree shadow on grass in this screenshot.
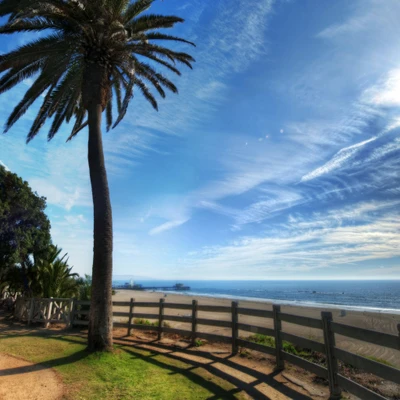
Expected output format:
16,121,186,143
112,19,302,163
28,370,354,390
0,349,89,376
117,337,313,400
0,333,243,400
0,316,313,400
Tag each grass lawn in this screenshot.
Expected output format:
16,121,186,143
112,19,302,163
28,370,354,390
0,333,245,400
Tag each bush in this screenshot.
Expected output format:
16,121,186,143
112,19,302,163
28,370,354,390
133,318,171,328
133,318,157,326
244,334,325,365
245,334,318,360
246,334,275,347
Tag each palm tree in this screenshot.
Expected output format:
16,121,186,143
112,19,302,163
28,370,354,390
33,245,80,298
0,0,194,351
3,245,80,298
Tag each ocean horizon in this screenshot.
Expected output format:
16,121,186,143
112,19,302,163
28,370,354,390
112,279,400,313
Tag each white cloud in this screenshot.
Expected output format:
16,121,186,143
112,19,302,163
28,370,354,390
149,218,189,236
29,179,82,210
195,81,227,101
301,137,377,182
316,0,400,41
364,68,400,107
181,201,400,275
317,15,371,39
64,214,86,225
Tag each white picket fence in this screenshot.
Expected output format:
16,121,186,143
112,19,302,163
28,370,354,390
14,297,75,327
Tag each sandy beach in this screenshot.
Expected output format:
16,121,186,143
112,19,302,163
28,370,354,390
113,290,400,368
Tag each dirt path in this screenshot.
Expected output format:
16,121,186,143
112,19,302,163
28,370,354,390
0,354,63,400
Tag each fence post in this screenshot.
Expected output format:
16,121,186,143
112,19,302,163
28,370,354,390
45,297,53,328
231,301,239,354
158,298,165,340
66,299,73,328
127,298,135,336
273,305,284,370
28,298,35,325
70,298,77,328
191,299,198,346
322,312,342,400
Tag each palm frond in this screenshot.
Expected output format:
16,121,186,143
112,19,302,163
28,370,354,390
0,33,72,72
141,32,196,47
0,60,44,95
123,0,154,23
113,79,123,113
134,77,158,110
0,0,194,142
5,63,64,133
127,14,184,34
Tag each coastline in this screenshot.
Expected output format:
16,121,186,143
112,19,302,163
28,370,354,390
113,289,400,368
155,289,400,314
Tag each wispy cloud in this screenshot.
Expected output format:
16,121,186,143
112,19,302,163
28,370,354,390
364,68,400,107
316,0,400,40
317,14,372,39
180,201,400,277
149,218,189,236
301,137,377,182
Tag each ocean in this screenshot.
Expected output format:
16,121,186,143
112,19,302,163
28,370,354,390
112,280,400,313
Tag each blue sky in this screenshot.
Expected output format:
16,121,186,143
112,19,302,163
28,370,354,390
1,0,399,280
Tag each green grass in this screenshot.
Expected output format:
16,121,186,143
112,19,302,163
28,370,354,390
0,333,244,400
244,334,325,363
244,334,300,354
133,318,171,328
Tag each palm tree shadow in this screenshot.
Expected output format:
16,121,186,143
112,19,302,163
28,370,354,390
117,337,313,400
0,318,312,400
0,349,89,376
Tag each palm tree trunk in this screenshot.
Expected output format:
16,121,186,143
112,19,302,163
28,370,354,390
87,102,113,352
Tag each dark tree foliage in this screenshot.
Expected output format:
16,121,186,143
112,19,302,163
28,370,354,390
0,165,51,273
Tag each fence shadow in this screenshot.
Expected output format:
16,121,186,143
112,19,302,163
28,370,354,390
0,315,313,400
116,336,313,400
0,331,245,400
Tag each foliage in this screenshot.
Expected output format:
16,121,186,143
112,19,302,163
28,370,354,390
0,334,244,399
134,318,157,326
0,165,51,279
77,274,92,301
133,318,170,328
245,334,327,366
246,334,275,348
3,245,80,298
0,0,195,142
194,339,205,347
246,334,311,357
33,245,80,298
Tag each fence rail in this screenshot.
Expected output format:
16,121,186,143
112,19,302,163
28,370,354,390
13,296,400,400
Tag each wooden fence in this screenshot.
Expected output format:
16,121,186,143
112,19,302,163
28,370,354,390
15,297,400,400
15,297,74,328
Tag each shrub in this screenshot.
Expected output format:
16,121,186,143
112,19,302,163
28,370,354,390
245,334,318,360
133,318,171,328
